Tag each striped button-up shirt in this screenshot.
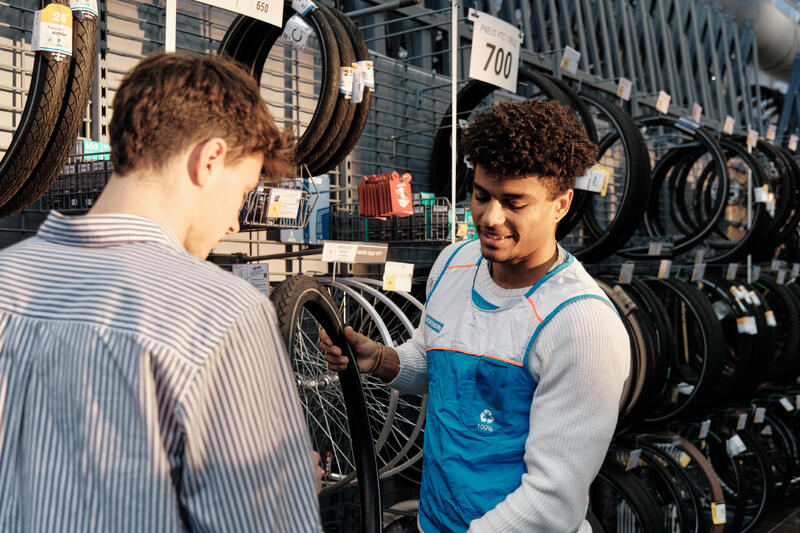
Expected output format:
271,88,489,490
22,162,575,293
0,212,322,532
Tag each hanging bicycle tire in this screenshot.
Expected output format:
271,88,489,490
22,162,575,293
0,10,98,215
590,460,664,532
270,274,381,533
0,0,72,210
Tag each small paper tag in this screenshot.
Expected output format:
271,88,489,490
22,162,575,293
790,134,798,152
754,185,768,203
339,66,354,98
771,259,786,271
777,269,787,285
723,115,735,135
737,413,747,430
780,396,795,411
31,5,74,57
357,60,375,89
560,46,581,74
747,128,759,148
691,103,703,123
656,90,671,114
281,14,314,52
766,124,777,141
351,65,365,103
574,164,611,195
752,266,761,281
691,263,706,283
677,382,695,395
679,451,691,467
726,434,747,456
711,502,727,525
726,263,739,280
648,242,672,256
748,290,761,305
267,188,302,219
625,449,641,471
694,250,705,265
456,222,468,237
796,394,800,409
383,261,414,292
618,262,634,284
70,0,98,16
765,310,777,327
792,263,800,278
745,316,758,335
321,241,359,263
699,419,711,439
754,407,766,424
658,260,672,279
617,77,632,101
291,0,316,15
762,424,773,436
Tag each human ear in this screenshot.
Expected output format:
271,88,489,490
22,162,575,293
554,189,573,219
188,137,227,188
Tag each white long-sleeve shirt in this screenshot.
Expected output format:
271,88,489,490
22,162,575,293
392,244,630,532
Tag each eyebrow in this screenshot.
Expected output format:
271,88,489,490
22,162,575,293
473,183,527,200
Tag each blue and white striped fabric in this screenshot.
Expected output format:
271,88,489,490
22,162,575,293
0,211,322,532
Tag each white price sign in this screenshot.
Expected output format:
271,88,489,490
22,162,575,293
723,115,735,135
196,0,283,28
617,78,632,101
321,241,359,263
560,46,581,74
383,261,414,292
656,90,671,114
267,188,302,219
468,9,522,93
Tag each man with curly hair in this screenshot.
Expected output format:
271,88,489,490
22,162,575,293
321,99,630,532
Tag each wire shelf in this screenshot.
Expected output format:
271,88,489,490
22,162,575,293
331,197,452,243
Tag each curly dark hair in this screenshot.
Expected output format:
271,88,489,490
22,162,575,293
461,99,598,196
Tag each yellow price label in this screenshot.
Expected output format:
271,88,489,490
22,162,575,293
679,452,691,468
267,201,282,218
456,223,468,237
711,502,726,525
384,275,396,291
561,57,571,71
41,4,73,28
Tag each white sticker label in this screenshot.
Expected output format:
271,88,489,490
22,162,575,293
765,310,777,327
383,261,414,292
752,265,761,281
767,124,777,141
691,263,706,283
618,262,634,284
790,134,798,152
281,14,313,52
70,0,98,16
351,65,365,104
694,249,705,265
737,413,747,430
726,434,747,456
749,290,761,306
796,394,800,409
792,263,800,278
771,259,786,271
656,90,671,114
726,263,738,280
711,502,727,525
468,9,522,93
658,260,672,279
321,241,359,263
291,0,316,15
625,449,641,471
777,269,787,285
560,45,581,75
747,128,759,148
691,102,703,123
699,419,711,439
648,242,672,256
780,396,795,411
339,66,354,97
754,407,766,423
574,165,611,195
267,188,302,219
723,115,735,135
196,0,283,27
677,382,695,395
754,185,768,203
357,60,375,89
617,78,632,101
31,5,73,57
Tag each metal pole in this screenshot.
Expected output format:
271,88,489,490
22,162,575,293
747,166,752,283
451,0,457,244
346,0,421,18
165,0,176,52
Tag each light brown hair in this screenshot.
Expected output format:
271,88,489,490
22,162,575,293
110,51,294,181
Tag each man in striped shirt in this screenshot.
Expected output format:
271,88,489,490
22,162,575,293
0,52,322,531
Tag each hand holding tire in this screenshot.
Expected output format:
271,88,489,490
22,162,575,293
319,325,378,373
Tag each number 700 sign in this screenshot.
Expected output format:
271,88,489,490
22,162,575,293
468,10,523,93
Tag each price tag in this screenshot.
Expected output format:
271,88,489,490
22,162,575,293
617,78,633,101
321,241,359,263
656,90,671,114
351,63,365,103
291,0,316,15
679,451,691,467
771,259,786,271
281,14,314,52
648,242,672,256
752,265,761,281
691,263,706,282
560,46,581,74
694,250,706,265
737,413,747,430
658,259,672,279
677,382,695,395
765,310,777,327
711,502,727,525
754,407,766,424
70,0,98,17
232,264,270,296
456,222,468,237
625,449,641,471
468,9,522,93
699,419,711,439
746,316,758,334
790,134,798,152
339,66,355,98
747,128,759,149
31,4,74,57
618,262,634,284
796,394,800,409
754,185,768,203
767,193,776,217
574,164,611,195
723,115,735,135
762,424,773,435
792,263,800,278
267,188,302,219
197,0,283,27
766,124,777,141
726,263,739,280
777,269,787,285
691,102,703,123
357,60,375,90
383,261,414,292
748,290,761,306
726,434,747,456
779,396,795,411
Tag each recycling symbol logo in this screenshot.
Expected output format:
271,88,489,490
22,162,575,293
480,409,494,424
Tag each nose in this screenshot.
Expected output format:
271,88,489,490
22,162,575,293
482,198,505,227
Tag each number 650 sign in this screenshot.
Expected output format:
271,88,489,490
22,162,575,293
468,10,523,93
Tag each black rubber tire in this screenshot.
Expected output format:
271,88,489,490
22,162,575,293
310,5,372,174
0,12,98,215
0,0,72,210
753,276,800,382
590,461,664,533
303,3,356,174
270,274,382,533
218,2,340,167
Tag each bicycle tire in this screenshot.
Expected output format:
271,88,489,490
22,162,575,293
0,12,97,215
270,274,382,533
0,0,72,209
591,460,664,532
